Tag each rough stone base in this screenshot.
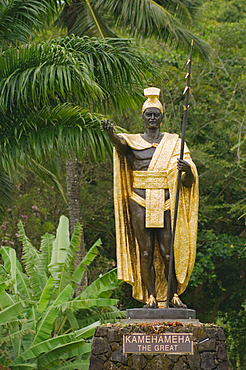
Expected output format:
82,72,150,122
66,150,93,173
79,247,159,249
89,322,231,370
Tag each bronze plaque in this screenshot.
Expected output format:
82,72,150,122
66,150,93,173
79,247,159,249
123,333,193,354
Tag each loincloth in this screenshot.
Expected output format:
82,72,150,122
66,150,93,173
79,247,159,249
131,171,171,228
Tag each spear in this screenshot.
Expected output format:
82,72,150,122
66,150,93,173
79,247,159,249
166,40,193,309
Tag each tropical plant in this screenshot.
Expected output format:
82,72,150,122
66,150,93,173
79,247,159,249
0,215,122,369
0,0,61,48
0,33,155,286
60,0,210,58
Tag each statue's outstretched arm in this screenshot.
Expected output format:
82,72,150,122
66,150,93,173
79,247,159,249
177,158,194,188
103,119,129,156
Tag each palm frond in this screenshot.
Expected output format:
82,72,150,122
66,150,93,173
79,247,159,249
76,306,125,328
58,0,116,38
0,0,60,47
0,104,112,168
0,40,101,113
71,0,116,38
26,158,67,204
98,0,210,59
63,35,156,110
0,172,15,215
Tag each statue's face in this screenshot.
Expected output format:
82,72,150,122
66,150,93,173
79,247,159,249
142,107,163,130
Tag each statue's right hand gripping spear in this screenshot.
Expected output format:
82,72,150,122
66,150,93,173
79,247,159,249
166,40,193,309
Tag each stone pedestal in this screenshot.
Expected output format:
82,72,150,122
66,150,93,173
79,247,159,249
126,308,196,320
89,321,231,370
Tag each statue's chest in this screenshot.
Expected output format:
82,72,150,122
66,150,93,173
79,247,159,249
131,147,156,171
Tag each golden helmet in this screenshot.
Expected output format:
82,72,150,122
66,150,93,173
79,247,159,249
142,87,163,114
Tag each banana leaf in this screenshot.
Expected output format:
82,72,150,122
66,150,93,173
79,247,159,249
53,360,90,369
0,301,25,326
32,284,73,345
11,334,77,364
52,343,92,368
0,328,35,346
1,246,16,293
48,216,70,283
75,321,100,339
37,338,87,369
40,233,55,275
0,246,30,300
60,298,118,312
77,268,120,300
0,278,15,292
72,238,101,284
10,364,36,369
60,222,82,291
0,290,14,309
65,310,79,331
65,222,81,269
37,276,54,313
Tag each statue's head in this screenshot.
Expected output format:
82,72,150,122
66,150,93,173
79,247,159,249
142,87,163,129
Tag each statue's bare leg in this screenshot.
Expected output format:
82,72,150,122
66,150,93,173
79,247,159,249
156,209,177,301
130,199,156,304
156,209,187,308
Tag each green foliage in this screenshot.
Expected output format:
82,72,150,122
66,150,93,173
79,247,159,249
183,231,246,321
202,0,246,23
223,308,246,369
0,0,61,48
59,0,210,59
0,216,122,369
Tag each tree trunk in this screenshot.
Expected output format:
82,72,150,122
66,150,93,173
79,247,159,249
65,0,87,295
66,156,87,295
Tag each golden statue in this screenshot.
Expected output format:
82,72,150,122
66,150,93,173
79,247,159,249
103,87,199,308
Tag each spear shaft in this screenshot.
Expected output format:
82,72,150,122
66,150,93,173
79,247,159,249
166,40,193,308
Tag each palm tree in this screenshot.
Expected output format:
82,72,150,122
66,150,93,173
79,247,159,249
60,0,210,58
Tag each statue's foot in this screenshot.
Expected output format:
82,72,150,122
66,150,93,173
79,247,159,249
144,295,158,308
170,294,187,309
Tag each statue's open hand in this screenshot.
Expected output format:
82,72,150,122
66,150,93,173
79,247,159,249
177,158,191,173
103,119,114,135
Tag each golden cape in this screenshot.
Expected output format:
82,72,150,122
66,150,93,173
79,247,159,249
113,133,199,307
